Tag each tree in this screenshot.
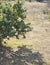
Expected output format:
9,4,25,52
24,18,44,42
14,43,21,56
0,2,13,45
0,0,31,45
13,0,30,38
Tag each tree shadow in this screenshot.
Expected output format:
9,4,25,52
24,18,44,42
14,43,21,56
0,45,46,65
36,0,43,2
0,45,12,65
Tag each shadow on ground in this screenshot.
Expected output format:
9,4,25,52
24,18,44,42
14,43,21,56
0,45,46,65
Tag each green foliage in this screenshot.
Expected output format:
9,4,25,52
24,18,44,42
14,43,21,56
48,14,50,19
25,0,32,2
0,0,32,45
43,9,48,14
13,0,26,19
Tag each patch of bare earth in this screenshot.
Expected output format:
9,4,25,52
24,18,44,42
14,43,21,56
25,1,50,65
